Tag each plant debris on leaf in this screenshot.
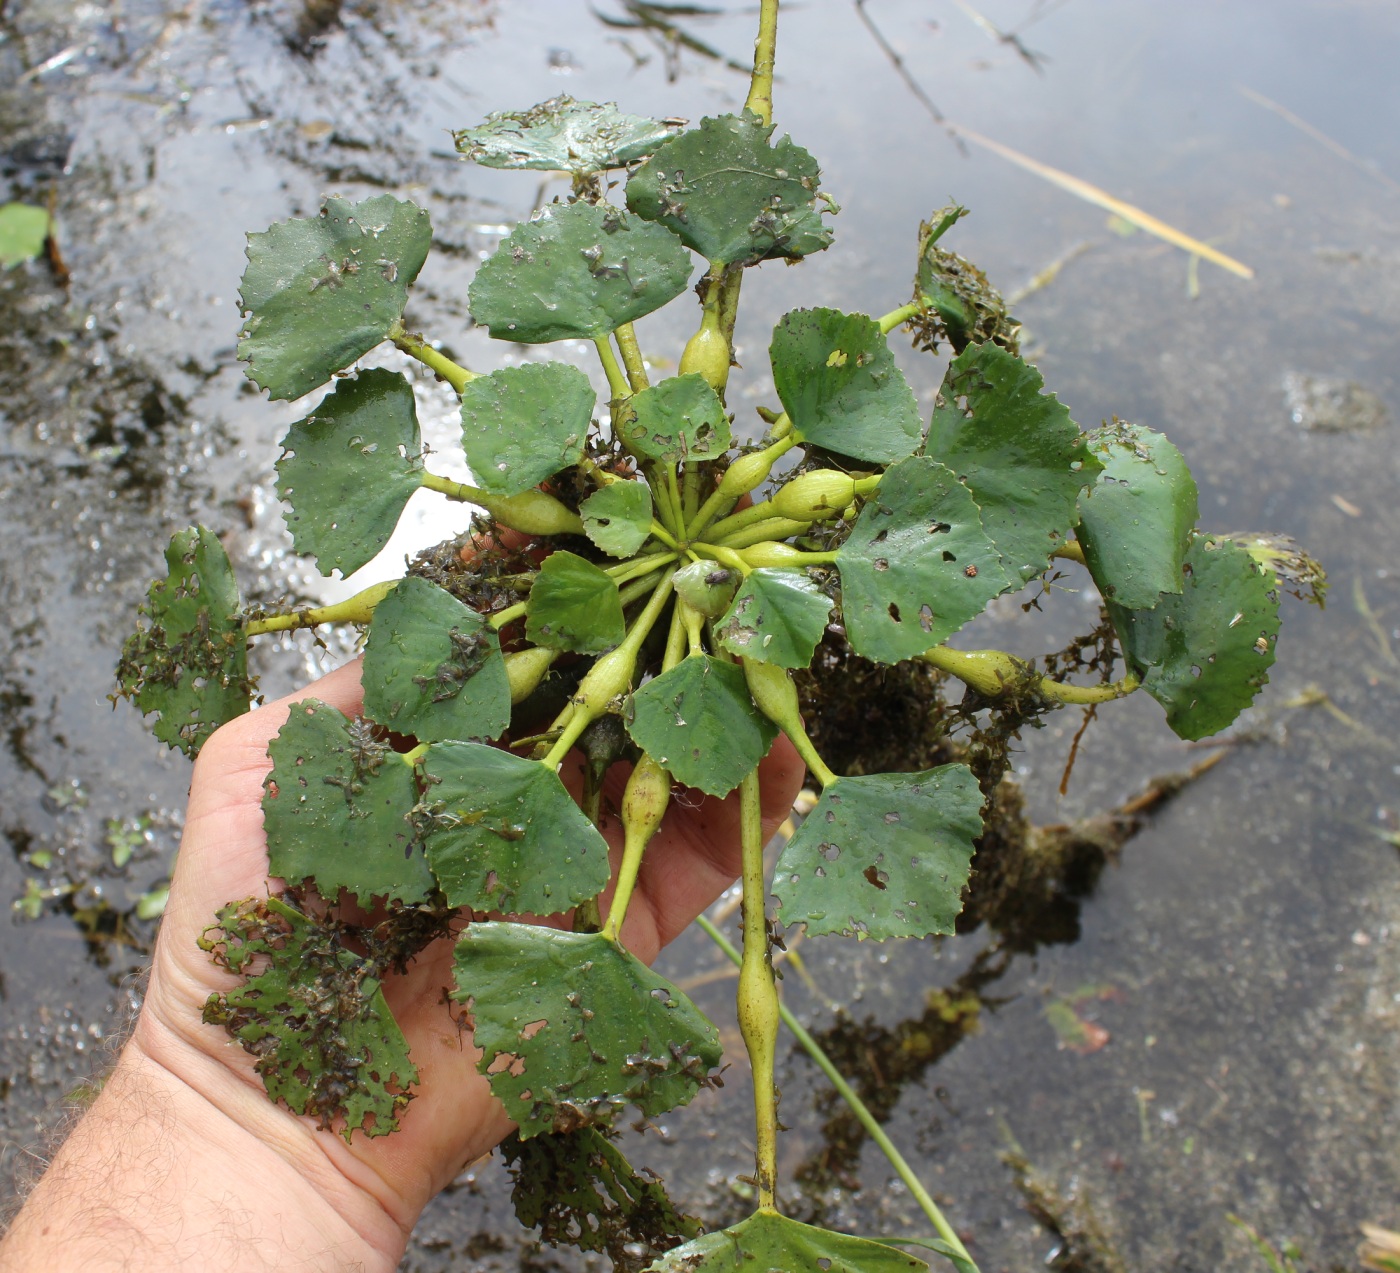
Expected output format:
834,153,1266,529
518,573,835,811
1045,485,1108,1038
114,526,256,758
626,654,778,796
836,456,1011,664
774,765,982,939
419,742,611,914
362,577,512,744
910,205,1020,356
262,698,433,907
276,369,426,577
626,112,833,267
469,202,693,343
454,96,682,175
771,308,922,464
926,342,1098,583
459,361,595,496
238,194,431,401
201,897,416,1139
501,1126,701,1269
454,923,722,1138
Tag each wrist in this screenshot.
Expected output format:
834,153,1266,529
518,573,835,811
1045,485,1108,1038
0,1026,410,1273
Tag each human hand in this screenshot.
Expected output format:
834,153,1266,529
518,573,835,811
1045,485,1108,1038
1,655,802,1271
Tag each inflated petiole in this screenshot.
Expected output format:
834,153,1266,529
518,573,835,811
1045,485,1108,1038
742,658,837,788
713,517,811,551
679,270,732,394
419,474,584,537
244,579,398,636
503,646,557,704
687,434,798,540
540,570,677,770
735,765,781,1209
921,645,1140,705
601,754,670,943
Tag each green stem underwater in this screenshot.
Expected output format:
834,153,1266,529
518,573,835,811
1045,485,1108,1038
695,916,981,1271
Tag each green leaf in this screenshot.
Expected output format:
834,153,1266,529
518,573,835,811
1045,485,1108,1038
626,655,778,797
469,202,692,343
0,202,50,268
1111,534,1280,741
238,194,431,400
362,577,511,743
454,95,681,174
525,551,627,654
581,481,655,558
454,924,721,1138
262,699,432,906
836,457,1012,664
501,1127,701,1264
419,742,610,914
646,1211,929,1272
275,369,425,577
114,526,256,758
460,362,594,496
774,765,981,940
201,897,416,1139
716,569,832,669
926,342,1099,582
626,113,833,267
1076,421,1198,609
771,308,922,464
618,373,731,464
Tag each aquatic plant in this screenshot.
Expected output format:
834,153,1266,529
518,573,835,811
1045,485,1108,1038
114,3,1319,1267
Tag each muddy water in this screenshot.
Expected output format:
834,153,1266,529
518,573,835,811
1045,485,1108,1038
2,1,1399,1268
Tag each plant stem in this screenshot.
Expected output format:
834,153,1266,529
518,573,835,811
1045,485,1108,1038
650,519,682,551
244,579,397,636
714,517,811,551
488,601,527,630
696,916,980,1269
679,270,732,394
614,323,651,392
878,301,922,334
692,543,752,578
391,326,477,391
742,659,838,787
662,597,687,672
920,645,1141,705
594,334,632,403
744,0,779,124
681,463,702,525
541,572,675,770
606,552,676,580
680,600,706,656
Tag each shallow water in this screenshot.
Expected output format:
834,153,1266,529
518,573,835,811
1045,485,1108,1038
2,1,1399,1268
